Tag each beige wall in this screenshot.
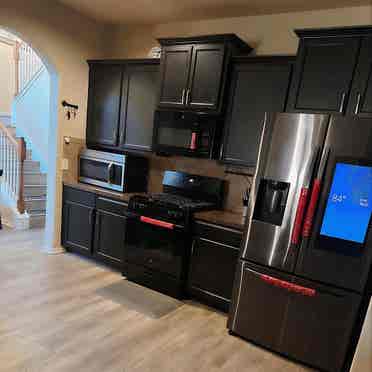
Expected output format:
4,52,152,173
0,0,107,249
107,5,372,58
0,40,15,114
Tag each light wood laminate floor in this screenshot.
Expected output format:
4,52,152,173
0,229,314,372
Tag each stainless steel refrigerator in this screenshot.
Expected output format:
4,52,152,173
228,113,372,372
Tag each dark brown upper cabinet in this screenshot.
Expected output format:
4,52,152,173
86,59,159,153
158,45,193,107
347,35,372,117
158,34,253,114
221,56,294,167
119,61,159,152
287,26,372,116
86,63,123,148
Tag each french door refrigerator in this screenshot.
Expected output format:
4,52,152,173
228,113,372,372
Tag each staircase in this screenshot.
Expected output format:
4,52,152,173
1,124,47,229
0,38,47,229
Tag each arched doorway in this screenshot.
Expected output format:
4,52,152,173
0,26,59,252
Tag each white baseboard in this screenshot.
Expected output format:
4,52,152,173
0,206,29,230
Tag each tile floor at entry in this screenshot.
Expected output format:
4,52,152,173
0,228,314,372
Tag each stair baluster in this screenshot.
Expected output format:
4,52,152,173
15,41,44,96
0,121,26,214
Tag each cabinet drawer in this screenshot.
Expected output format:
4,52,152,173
96,196,128,216
126,262,183,299
193,221,242,248
188,236,239,311
63,186,96,207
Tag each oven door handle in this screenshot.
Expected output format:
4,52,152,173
140,216,175,230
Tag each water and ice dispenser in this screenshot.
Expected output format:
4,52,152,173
253,179,290,226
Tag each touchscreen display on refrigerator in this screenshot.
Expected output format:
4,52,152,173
320,162,372,244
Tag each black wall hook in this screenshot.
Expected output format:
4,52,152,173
62,100,79,110
62,100,79,120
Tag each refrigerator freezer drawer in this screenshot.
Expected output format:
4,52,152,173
228,261,292,352
229,261,361,372
282,276,361,372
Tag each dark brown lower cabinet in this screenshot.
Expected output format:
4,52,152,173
62,186,129,271
93,197,129,270
229,261,361,372
62,187,96,256
188,221,242,312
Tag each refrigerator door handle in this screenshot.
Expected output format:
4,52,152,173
302,147,330,238
302,179,322,238
260,274,316,297
290,149,318,245
291,187,310,245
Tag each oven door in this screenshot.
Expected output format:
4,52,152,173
79,156,124,192
125,216,187,279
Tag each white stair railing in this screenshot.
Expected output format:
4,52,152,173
14,41,44,95
0,121,26,214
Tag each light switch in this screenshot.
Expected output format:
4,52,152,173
61,158,69,170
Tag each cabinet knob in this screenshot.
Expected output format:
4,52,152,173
354,93,362,115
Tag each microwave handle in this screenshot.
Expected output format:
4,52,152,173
107,162,114,184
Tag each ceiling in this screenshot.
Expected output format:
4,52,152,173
58,0,370,25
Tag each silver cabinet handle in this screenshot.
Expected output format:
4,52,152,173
107,162,113,184
191,240,196,256
219,142,224,160
339,92,346,113
89,209,94,226
354,93,362,115
181,89,186,105
186,89,191,105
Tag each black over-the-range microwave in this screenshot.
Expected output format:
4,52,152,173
152,110,223,158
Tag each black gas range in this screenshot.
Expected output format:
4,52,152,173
124,171,225,298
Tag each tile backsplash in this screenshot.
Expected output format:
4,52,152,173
63,138,252,214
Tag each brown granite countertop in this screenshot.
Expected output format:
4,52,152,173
63,181,146,203
194,210,246,232
63,181,246,231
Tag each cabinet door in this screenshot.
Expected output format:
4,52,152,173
187,44,225,111
282,279,361,372
94,209,127,268
86,64,123,148
158,45,192,108
188,237,239,310
120,64,159,152
348,36,372,117
222,61,292,166
62,201,94,256
287,37,360,113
